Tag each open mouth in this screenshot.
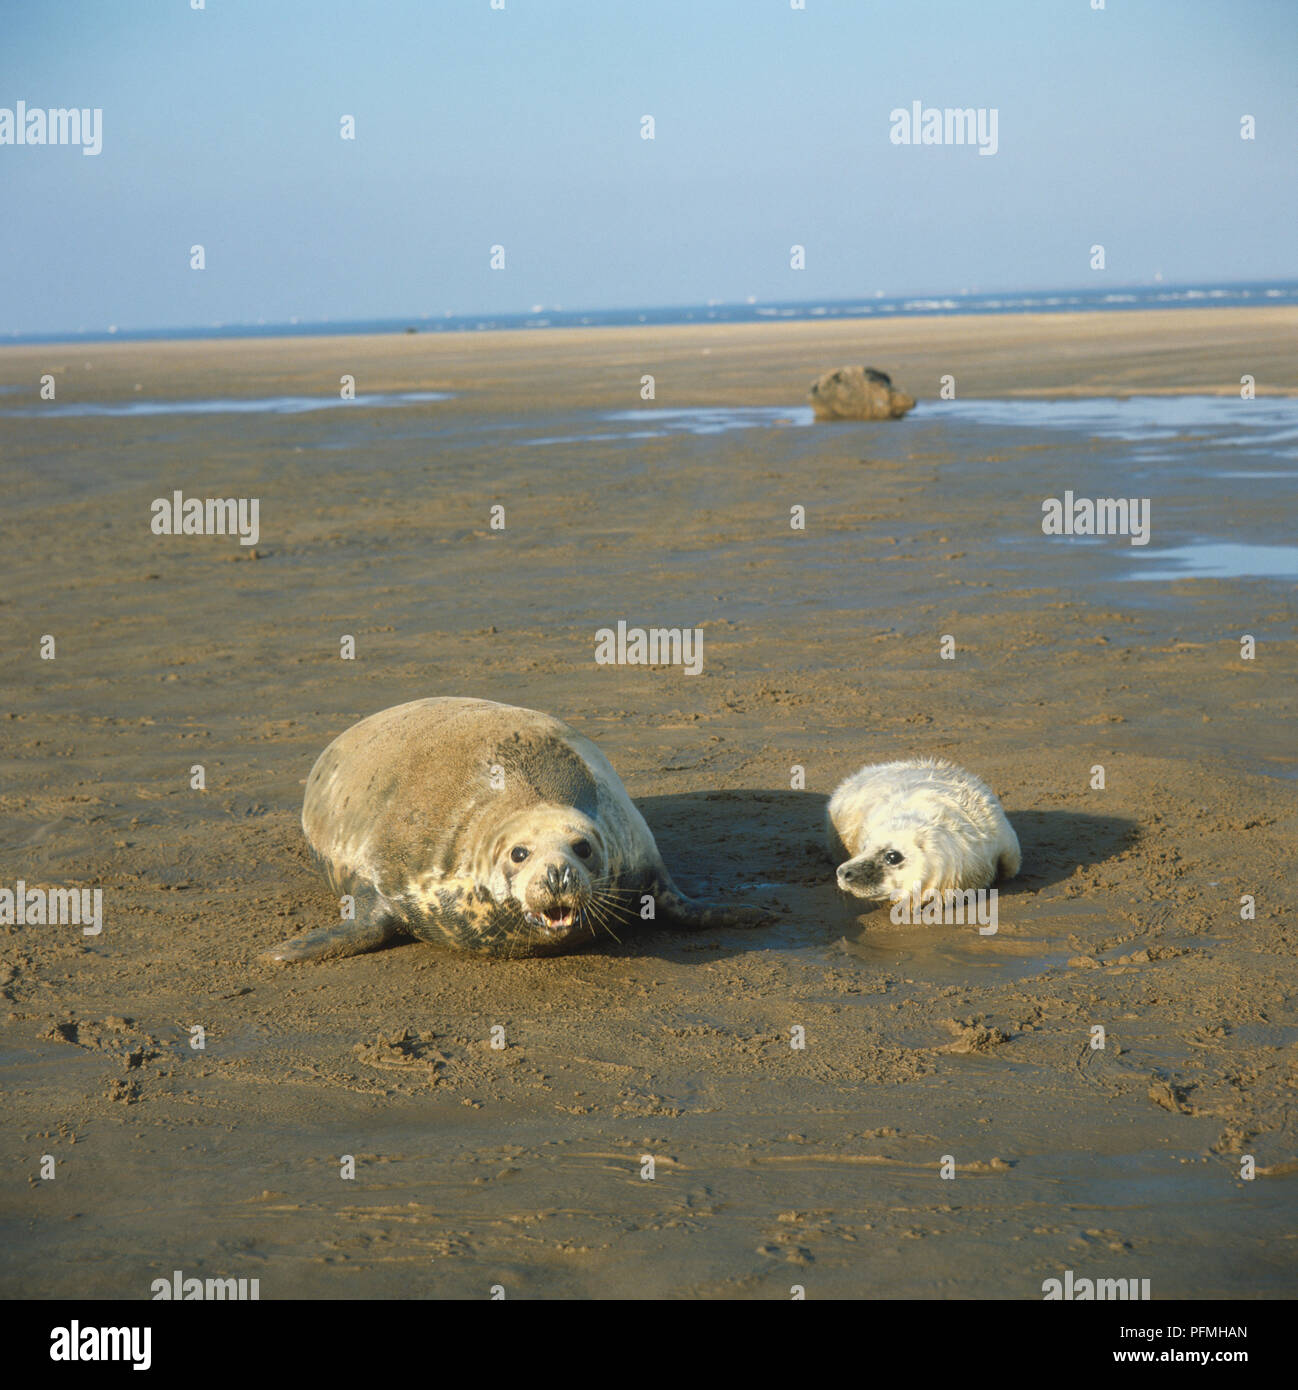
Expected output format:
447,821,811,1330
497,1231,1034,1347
525,904,579,932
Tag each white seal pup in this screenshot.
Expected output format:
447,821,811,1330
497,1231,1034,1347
264,697,770,962
826,756,1020,901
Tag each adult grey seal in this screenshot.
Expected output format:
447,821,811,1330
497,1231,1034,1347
809,366,915,421
263,697,770,962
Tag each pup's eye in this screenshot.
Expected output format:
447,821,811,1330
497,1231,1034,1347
510,845,530,863
573,839,592,859
883,850,905,866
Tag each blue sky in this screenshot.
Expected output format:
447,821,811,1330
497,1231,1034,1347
1,0,1295,335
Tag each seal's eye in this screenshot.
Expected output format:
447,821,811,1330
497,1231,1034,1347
883,850,905,866
573,839,592,859
510,845,530,864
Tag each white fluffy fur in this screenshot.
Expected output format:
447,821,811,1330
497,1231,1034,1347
827,757,1020,900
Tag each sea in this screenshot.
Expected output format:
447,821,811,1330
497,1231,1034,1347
5,280,1297,347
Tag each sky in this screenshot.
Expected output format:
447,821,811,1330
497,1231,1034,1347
1,0,1296,336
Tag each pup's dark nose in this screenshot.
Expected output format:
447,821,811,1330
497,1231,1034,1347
838,860,880,887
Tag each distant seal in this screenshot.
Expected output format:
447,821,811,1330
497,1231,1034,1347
264,697,770,962
809,366,915,421
827,757,1020,900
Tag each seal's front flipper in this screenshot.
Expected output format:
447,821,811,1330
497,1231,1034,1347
648,870,773,933
262,895,401,964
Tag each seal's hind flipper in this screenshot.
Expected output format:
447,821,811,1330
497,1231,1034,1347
648,870,772,933
997,842,1022,881
262,896,401,964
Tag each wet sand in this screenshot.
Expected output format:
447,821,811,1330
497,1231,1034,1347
2,307,1296,1299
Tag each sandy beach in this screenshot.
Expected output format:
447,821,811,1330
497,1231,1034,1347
2,306,1296,1299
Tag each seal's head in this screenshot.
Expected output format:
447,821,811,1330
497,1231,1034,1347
835,814,934,900
483,804,610,952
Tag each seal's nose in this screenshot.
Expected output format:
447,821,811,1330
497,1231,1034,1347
838,859,880,889
544,863,575,896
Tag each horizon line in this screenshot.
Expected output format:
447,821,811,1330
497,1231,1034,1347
5,275,1296,349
